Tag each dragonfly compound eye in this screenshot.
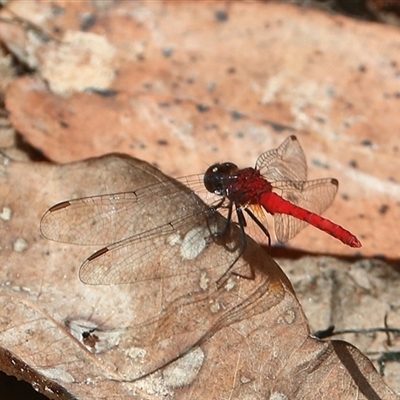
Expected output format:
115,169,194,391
203,162,239,196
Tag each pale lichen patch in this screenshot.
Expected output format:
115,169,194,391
13,237,28,252
126,346,147,361
209,299,221,314
37,367,75,383
180,227,207,260
199,271,209,291
162,347,205,388
166,232,182,247
270,392,289,400
224,276,237,291
0,207,12,221
283,309,296,325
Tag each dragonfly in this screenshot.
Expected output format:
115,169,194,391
40,135,361,286
204,135,361,249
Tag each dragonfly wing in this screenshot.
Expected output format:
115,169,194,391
255,135,307,182
273,178,338,242
40,177,207,246
79,211,242,285
274,214,308,243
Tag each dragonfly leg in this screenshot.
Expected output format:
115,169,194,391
216,206,255,287
207,198,234,239
244,207,271,248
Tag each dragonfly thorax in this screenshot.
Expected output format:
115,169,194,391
203,162,239,196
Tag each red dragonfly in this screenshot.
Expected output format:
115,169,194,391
204,135,361,249
41,135,361,285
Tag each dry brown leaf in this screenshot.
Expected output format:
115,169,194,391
0,152,398,399
1,1,399,257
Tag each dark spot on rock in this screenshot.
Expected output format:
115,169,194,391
264,121,289,132
215,10,228,22
205,123,219,130
326,87,336,97
231,111,242,121
312,159,329,169
379,204,389,215
196,104,209,113
227,67,236,74
341,193,349,201
51,4,65,15
80,14,97,31
162,47,174,58
87,88,118,97
59,121,69,128
236,131,244,138
358,65,367,73
158,139,168,146
361,139,372,147
349,160,357,168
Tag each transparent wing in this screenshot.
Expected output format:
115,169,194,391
40,176,207,246
79,211,242,285
255,135,307,182
40,173,245,285
272,178,338,242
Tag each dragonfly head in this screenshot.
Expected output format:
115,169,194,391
203,162,239,196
